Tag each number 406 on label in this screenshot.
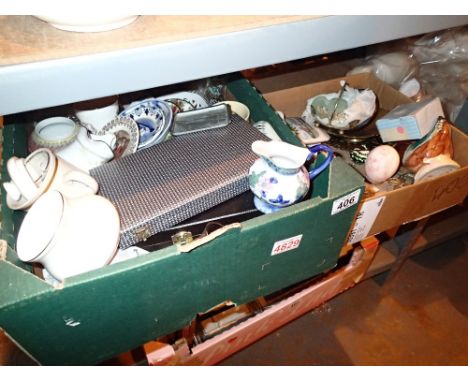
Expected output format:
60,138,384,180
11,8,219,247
331,189,361,215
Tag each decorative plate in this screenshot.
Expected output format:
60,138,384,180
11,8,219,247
157,91,209,111
119,98,173,149
96,117,140,158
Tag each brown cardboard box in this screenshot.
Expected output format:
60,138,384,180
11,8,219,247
253,72,468,239
363,127,467,237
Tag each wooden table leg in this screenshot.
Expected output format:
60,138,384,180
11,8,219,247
382,216,430,287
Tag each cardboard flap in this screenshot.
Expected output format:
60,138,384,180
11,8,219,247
227,76,302,146
325,156,364,199
0,241,53,309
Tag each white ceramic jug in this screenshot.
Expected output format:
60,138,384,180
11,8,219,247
56,126,114,172
248,141,334,213
16,190,121,280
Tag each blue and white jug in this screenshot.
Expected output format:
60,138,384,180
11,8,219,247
248,140,334,213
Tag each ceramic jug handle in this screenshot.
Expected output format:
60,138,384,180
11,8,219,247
307,144,334,180
62,171,99,197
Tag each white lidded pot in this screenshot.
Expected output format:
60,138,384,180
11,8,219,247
3,148,99,210
16,190,120,281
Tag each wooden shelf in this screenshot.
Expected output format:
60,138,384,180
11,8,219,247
1,15,467,115
0,16,316,66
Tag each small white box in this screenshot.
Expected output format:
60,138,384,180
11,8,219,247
376,97,444,142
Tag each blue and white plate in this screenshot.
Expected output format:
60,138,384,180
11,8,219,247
120,98,173,149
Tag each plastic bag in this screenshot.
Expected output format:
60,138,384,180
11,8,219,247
347,26,468,121
347,51,418,88
411,27,468,64
409,26,468,121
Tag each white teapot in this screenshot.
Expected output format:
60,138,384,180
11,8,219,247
16,190,120,280
248,140,334,213
3,148,98,210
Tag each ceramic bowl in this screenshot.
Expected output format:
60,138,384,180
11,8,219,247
214,101,250,121
307,88,378,132
157,91,209,111
119,98,173,149
164,98,195,113
30,117,80,151
35,16,138,33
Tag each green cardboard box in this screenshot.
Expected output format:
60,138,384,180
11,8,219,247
0,77,364,365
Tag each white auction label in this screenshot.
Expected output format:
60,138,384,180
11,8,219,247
331,189,361,215
347,196,386,244
271,234,303,256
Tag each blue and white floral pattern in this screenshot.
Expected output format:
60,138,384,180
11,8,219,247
248,140,334,214
120,98,173,149
249,158,310,210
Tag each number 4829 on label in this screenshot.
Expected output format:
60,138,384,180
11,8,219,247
271,234,303,256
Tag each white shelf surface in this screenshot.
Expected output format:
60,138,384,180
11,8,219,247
1,15,467,116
